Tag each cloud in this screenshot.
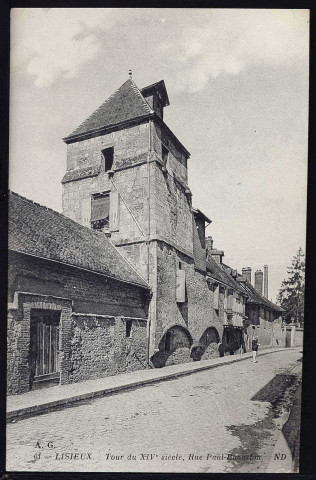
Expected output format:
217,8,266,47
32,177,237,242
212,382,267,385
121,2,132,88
11,8,121,87
160,9,309,92
11,9,309,90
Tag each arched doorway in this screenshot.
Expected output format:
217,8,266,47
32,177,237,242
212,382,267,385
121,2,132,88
151,325,193,368
199,327,220,360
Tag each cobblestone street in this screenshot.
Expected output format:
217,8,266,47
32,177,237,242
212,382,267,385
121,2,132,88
6,349,302,473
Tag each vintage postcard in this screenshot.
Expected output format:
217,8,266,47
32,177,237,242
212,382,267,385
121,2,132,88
6,8,308,474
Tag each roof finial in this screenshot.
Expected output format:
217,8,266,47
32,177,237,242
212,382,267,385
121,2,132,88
129,69,132,79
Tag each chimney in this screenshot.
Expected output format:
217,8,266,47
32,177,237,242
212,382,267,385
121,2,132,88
263,265,268,298
254,270,263,295
210,250,224,264
205,236,214,251
205,236,224,264
242,267,252,283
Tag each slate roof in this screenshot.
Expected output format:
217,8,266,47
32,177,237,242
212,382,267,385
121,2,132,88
206,256,245,294
64,78,153,141
236,276,284,312
8,192,150,289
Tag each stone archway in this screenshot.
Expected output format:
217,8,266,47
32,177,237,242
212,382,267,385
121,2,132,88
151,325,193,368
198,327,220,360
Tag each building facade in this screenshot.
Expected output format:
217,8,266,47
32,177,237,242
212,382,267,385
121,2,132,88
61,76,283,366
61,77,226,367
8,76,286,394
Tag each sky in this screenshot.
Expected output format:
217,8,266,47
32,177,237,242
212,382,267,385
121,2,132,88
9,8,309,301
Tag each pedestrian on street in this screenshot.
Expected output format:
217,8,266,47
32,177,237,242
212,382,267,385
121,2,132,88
252,336,260,363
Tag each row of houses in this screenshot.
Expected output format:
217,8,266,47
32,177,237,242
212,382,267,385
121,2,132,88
8,76,288,394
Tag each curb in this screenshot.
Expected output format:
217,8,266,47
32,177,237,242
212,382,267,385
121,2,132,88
7,347,299,423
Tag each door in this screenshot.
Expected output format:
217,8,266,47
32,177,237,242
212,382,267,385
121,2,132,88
30,310,60,390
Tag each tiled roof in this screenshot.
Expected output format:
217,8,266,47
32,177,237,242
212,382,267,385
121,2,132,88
206,257,245,294
64,78,153,141
8,192,149,289
236,275,284,312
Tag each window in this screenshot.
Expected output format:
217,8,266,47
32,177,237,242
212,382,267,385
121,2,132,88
162,144,169,164
176,262,186,303
101,147,114,172
228,289,234,309
213,284,219,310
126,320,132,338
91,192,110,230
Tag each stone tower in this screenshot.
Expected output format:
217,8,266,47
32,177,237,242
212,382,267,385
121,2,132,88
62,77,219,365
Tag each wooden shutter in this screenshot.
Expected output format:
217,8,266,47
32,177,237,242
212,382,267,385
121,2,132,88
213,285,219,309
81,197,91,227
176,269,186,303
109,190,120,232
91,194,110,222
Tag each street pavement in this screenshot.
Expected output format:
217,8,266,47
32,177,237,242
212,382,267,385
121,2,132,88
6,348,302,473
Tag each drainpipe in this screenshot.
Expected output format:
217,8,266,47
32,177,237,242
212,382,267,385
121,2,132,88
146,120,152,368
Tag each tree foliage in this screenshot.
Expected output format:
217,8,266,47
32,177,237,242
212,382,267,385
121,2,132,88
278,248,305,325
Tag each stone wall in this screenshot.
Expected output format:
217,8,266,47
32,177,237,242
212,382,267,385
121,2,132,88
110,163,151,244
149,162,193,256
63,122,150,227
68,315,147,383
66,123,149,173
294,327,304,347
152,242,223,357
152,122,188,183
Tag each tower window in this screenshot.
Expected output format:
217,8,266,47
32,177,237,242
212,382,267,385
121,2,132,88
101,147,114,172
126,320,133,338
91,192,110,230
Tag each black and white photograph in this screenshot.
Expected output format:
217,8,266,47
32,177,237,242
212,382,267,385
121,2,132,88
6,8,309,473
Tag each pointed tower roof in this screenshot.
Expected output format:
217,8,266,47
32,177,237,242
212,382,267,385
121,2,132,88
63,78,154,142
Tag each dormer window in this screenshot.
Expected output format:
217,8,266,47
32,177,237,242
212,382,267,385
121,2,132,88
101,147,114,172
91,192,110,230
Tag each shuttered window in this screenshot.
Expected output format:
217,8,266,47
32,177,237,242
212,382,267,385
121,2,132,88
213,284,219,310
91,193,110,223
176,263,186,303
